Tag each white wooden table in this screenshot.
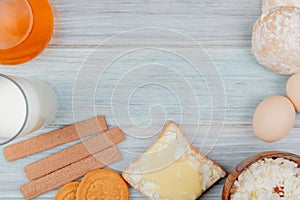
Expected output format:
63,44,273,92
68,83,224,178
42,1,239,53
1,0,300,199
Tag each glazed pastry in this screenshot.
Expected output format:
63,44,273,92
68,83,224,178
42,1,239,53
252,7,300,75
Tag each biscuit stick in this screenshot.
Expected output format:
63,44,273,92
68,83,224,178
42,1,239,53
25,127,125,180
4,116,107,162
20,146,121,200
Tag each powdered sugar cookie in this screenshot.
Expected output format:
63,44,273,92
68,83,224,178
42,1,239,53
262,0,300,13
252,7,300,75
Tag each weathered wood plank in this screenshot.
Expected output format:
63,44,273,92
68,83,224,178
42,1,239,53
49,0,262,47
0,47,293,127
1,0,299,199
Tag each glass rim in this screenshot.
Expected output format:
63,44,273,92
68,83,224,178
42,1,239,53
0,73,29,145
0,0,34,50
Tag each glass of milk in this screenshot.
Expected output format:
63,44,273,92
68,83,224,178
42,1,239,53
0,74,57,145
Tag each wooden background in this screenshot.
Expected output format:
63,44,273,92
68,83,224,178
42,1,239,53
1,0,300,199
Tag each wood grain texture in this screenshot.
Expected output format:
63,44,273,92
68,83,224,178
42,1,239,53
1,0,300,199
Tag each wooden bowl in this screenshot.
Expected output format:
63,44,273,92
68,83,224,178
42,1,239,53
222,151,300,200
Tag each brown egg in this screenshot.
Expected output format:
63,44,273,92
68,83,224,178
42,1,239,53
287,73,300,112
253,96,295,142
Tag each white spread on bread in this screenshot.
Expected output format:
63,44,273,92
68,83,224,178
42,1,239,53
122,122,226,200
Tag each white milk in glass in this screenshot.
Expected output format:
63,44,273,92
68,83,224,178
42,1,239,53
0,75,57,145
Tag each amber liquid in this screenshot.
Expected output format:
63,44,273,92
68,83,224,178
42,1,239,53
0,0,54,65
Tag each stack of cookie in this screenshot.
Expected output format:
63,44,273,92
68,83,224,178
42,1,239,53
55,169,129,200
3,116,126,199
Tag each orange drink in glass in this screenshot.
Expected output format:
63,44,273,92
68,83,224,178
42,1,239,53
0,0,54,65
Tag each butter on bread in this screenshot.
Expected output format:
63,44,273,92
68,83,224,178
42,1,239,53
122,121,226,200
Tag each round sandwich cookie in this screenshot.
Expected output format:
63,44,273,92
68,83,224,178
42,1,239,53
252,7,300,75
55,182,80,200
0,0,54,65
262,0,300,13
76,169,129,200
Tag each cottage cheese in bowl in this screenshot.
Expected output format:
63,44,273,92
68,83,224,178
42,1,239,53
230,158,300,200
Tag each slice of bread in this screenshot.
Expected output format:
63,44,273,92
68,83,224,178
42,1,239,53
122,121,226,200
